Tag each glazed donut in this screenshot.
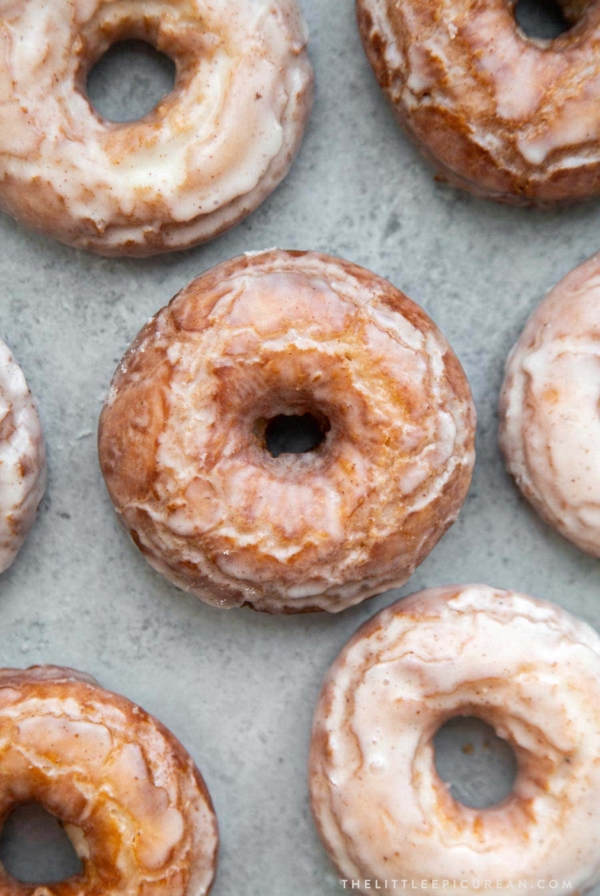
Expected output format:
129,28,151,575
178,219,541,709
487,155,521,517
500,254,600,556
0,1,313,257
357,0,600,204
309,584,600,894
98,250,475,614
0,338,45,574
0,665,218,896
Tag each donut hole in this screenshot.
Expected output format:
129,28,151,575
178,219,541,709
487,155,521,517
0,802,83,884
434,717,518,809
86,40,176,122
260,413,330,458
513,0,573,39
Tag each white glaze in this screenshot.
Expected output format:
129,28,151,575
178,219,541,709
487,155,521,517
0,338,45,574
0,0,313,256
0,666,218,896
309,584,600,894
500,253,600,556
99,250,476,614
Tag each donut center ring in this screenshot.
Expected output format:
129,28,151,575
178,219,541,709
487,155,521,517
512,0,589,39
87,39,176,122
419,698,558,842
0,802,83,884
434,717,519,809
258,412,331,458
75,4,199,125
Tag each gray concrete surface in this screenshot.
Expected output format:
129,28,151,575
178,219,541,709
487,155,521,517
0,0,599,893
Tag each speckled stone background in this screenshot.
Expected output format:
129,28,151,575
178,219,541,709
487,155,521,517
0,0,599,893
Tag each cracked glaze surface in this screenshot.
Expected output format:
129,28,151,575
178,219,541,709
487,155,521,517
0,666,218,896
0,0,313,256
357,0,600,204
309,584,600,894
98,250,475,614
0,338,45,574
500,253,600,557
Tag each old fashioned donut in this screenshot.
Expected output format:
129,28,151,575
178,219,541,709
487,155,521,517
357,0,600,204
309,584,600,894
0,1,313,257
0,338,46,574
98,250,475,614
0,665,218,895
500,254,600,556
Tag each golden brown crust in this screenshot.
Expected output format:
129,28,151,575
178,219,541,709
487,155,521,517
0,666,218,896
99,250,475,614
357,0,600,205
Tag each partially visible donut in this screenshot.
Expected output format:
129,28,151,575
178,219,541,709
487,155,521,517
357,0,600,204
500,253,600,557
0,665,219,896
0,0,313,256
310,584,600,894
98,250,476,614
0,338,45,574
